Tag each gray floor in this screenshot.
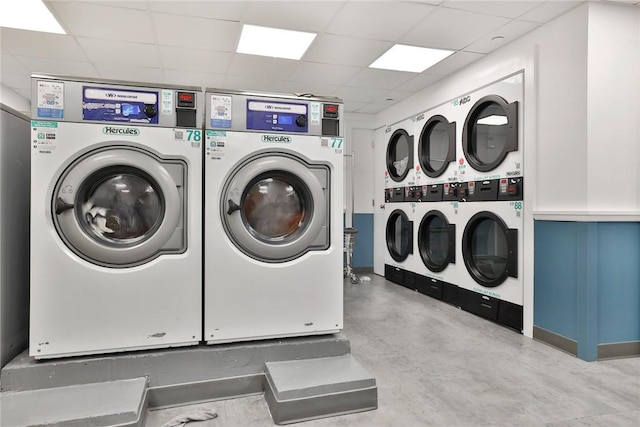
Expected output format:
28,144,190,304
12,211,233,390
145,275,640,427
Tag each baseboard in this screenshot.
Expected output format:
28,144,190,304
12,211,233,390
598,341,640,360
532,326,577,357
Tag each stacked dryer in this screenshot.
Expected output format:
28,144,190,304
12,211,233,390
456,73,524,331
413,107,459,305
383,118,416,290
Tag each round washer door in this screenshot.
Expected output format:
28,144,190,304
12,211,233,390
418,210,455,272
462,211,517,287
462,95,518,172
386,209,413,262
418,115,456,178
386,129,413,182
53,147,185,267
221,153,329,262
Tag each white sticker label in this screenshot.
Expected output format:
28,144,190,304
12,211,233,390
161,90,173,115
37,81,64,119
310,102,321,125
210,95,232,128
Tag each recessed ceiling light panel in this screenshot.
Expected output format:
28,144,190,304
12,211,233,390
369,44,454,73
237,24,316,60
0,0,65,34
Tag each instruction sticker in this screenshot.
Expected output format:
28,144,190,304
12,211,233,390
37,81,64,119
210,95,232,128
310,102,321,125
31,120,58,154
161,90,173,115
206,130,227,159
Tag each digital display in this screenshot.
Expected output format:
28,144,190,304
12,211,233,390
278,115,293,125
179,93,194,101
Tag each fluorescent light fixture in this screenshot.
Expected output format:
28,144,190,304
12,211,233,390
369,44,454,73
0,0,65,34
237,24,316,60
477,115,508,126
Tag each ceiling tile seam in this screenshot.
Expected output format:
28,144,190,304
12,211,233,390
149,10,243,25
438,2,539,21
388,3,441,46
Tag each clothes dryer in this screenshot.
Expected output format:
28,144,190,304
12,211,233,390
383,201,416,290
456,200,524,331
30,75,203,358
204,89,344,343
458,73,524,202
414,200,459,305
384,117,416,191
415,108,457,194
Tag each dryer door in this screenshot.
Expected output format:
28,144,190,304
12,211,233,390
386,209,413,262
386,129,413,182
462,211,517,287
53,147,185,267
221,153,329,262
418,210,455,272
462,95,518,172
418,115,456,178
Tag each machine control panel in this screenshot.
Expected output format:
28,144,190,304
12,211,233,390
443,183,458,201
82,86,160,124
421,184,443,202
246,99,308,133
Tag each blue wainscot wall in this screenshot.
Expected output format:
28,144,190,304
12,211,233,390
344,214,374,270
534,220,640,361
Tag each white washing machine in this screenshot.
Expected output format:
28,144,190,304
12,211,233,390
383,202,416,290
204,89,344,343
457,73,524,202
414,200,459,305
30,75,203,359
456,200,524,331
384,117,416,192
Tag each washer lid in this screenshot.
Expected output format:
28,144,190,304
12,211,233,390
462,211,517,287
221,153,329,262
53,147,185,267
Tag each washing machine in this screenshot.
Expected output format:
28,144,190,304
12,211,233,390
204,89,344,343
414,199,459,305
383,198,416,290
384,117,416,191
456,200,524,331
458,73,523,202
30,75,203,359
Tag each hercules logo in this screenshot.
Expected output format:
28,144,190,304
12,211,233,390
103,126,140,136
261,135,291,143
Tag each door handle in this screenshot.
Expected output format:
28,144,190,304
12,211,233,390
227,199,242,215
379,204,385,210
55,197,74,215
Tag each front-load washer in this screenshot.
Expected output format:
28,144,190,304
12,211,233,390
414,200,459,305
458,73,523,202
30,75,203,358
456,200,524,331
383,201,416,290
384,117,416,191
204,89,343,343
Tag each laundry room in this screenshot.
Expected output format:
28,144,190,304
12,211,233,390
1,1,640,426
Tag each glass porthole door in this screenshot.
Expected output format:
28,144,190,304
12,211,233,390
386,129,413,182
418,210,455,272
462,95,518,172
462,211,517,287
386,209,413,262
418,115,456,178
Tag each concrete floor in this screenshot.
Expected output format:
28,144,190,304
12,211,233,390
145,275,640,427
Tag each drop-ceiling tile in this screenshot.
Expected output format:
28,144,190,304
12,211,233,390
464,20,540,54
77,38,161,67
303,34,392,67
517,1,582,23
153,14,242,52
441,1,543,19
425,51,484,76
1,54,28,74
93,64,164,85
342,102,366,113
229,55,300,80
149,0,245,20
269,80,340,98
371,89,415,105
0,28,87,60
14,88,32,102
222,75,295,94
79,1,148,10
1,72,31,90
333,86,388,104
289,62,361,86
158,46,231,74
355,103,391,114
164,69,225,89
344,68,415,90
401,7,510,50
241,1,345,32
325,1,437,41
49,1,156,43
15,56,98,78
393,72,444,93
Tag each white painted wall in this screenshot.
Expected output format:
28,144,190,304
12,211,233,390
0,84,30,116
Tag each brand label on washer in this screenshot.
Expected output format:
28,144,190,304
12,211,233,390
103,126,140,136
261,134,291,143
37,81,64,119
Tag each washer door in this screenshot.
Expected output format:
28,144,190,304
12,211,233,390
462,95,518,172
53,147,185,267
386,129,413,182
221,153,329,262
462,211,517,287
418,210,455,272
386,209,413,262
418,115,456,178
